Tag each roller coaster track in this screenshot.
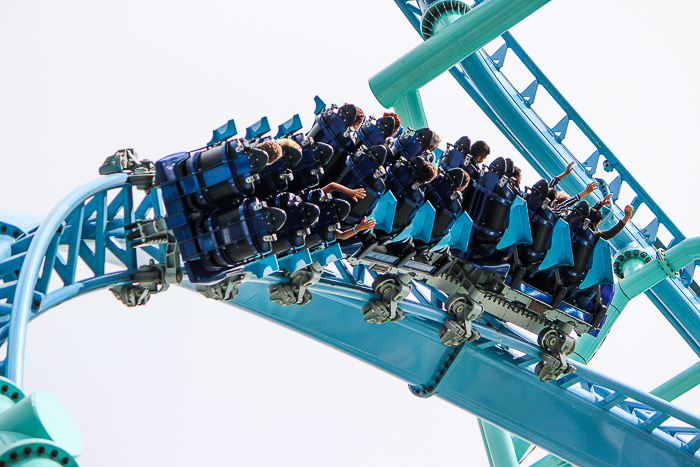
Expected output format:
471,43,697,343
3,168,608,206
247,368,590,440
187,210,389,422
2,1,700,466
393,0,700,362
1,171,699,466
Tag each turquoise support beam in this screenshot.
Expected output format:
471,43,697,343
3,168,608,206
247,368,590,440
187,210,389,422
575,236,700,364
478,419,519,467
392,90,429,129
651,361,700,402
369,0,551,108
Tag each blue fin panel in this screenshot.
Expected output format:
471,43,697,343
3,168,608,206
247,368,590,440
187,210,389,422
608,175,622,202
277,249,312,273
245,117,271,140
580,239,614,289
431,212,473,252
370,191,397,233
538,219,574,270
497,196,532,249
393,201,436,243
311,243,342,266
208,119,237,146
275,114,303,139
314,96,326,115
642,217,659,244
245,255,279,278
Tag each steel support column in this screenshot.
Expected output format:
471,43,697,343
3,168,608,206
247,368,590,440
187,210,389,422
370,0,551,108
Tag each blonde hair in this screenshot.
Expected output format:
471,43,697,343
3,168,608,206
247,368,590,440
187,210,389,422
257,140,282,165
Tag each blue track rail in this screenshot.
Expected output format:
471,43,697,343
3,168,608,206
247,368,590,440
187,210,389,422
195,267,700,467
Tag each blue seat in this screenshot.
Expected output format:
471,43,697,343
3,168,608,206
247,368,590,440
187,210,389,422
416,169,464,250
334,146,388,228
254,141,303,201
303,189,351,250
461,169,515,260
354,115,396,150
156,139,268,213
375,161,425,242
176,198,287,284
307,104,359,183
387,129,428,166
269,193,321,257
286,135,334,192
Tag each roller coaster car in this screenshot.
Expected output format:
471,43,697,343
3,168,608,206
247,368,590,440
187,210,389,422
253,141,303,201
302,189,351,251
286,135,334,192
334,146,388,228
163,196,287,284
156,140,268,213
306,103,359,183
354,115,396,150
415,168,465,250
269,193,321,257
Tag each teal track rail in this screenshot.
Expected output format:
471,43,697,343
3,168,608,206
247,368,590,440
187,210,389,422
392,0,700,358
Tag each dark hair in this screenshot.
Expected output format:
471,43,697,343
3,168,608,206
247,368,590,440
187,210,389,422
513,167,521,179
589,208,604,228
411,156,438,184
470,141,490,159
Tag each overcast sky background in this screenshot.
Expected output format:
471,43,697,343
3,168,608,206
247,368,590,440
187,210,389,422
2,1,700,466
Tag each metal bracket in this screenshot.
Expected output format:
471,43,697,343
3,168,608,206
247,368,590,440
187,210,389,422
438,293,484,346
109,230,183,307
196,271,252,301
268,261,324,306
361,273,413,324
534,325,576,382
656,248,680,279
99,148,156,191
125,218,169,246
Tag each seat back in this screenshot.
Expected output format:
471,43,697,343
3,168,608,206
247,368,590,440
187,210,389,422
286,136,333,192
176,198,286,283
424,174,463,244
307,106,358,182
304,190,350,250
378,163,425,237
156,140,268,215
388,132,425,166
335,151,387,227
270,193,321,257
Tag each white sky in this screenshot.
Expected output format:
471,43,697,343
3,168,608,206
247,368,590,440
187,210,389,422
2,1,700,466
